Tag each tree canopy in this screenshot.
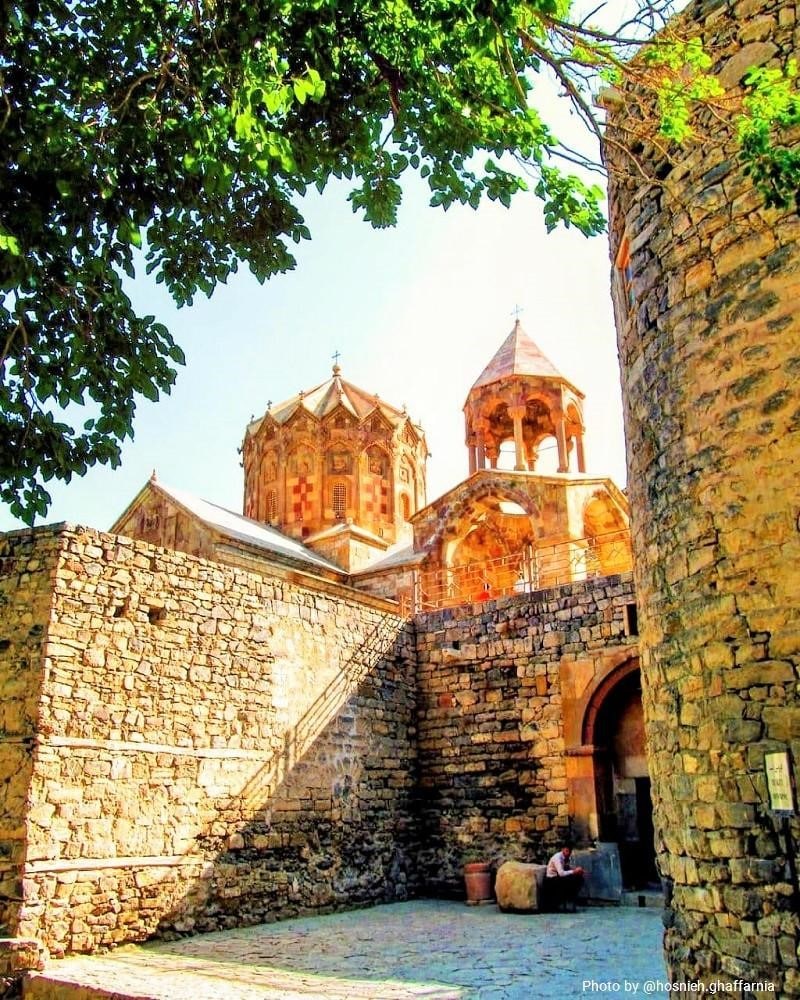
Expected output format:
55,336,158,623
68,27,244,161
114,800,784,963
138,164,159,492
1,0,798,523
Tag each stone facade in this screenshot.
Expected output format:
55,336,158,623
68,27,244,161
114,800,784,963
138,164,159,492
353,467,632,609
606,0,800,989
414,574,640,895
0,525,418,956
410,469,631,600
350,323,632,609
112,478,347,583
241,365,428,571
0,522,641,958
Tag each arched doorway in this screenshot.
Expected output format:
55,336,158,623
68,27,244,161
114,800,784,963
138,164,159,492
583,664,659,890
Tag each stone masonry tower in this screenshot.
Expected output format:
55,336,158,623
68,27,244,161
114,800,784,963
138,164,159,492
242,364,428,572
463,320,587,474
606,0,800,990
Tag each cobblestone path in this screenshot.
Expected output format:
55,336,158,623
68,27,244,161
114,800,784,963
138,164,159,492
26,899,666,999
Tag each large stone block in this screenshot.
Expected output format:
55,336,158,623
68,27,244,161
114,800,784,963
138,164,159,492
572,844,623,903
495,861,547,912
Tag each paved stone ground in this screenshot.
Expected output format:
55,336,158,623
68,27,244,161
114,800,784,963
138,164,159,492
26,900,667,1000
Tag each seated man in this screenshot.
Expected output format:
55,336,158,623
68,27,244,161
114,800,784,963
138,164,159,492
543,844,585,912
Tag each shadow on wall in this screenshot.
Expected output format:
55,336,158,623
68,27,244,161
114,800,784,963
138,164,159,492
10,530,638,956
148,613,420,939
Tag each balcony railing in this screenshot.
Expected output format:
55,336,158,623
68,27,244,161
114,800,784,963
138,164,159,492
407,529,632,613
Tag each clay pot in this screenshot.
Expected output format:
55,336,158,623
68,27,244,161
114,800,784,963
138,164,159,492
463,862,493,903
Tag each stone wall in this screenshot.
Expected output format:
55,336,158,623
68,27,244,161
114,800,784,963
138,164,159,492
0,527,64,938
413,575,638,895
0,525,418,956
606,0,800,989
0,522,642,956
352,562,418,611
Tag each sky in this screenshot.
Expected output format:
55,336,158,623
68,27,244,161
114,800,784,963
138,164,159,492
0,49,639,537
0,168,629,535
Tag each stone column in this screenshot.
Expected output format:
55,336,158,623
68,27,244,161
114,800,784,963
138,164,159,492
606,0,800,989
554,414,569,473
508,405,527,471
565,746,601,844
473,419,490,471
277,441,287,526
575,434,586,474
247,451,259,520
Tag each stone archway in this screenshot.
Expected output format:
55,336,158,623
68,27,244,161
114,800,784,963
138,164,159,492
413,477,549,606
440,488,541,602
561,654,657,889
582,661,658,890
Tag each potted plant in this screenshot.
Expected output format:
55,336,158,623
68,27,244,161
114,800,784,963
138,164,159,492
463,857,493,904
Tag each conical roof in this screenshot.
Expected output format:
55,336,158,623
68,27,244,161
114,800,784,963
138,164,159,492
470,320,566,392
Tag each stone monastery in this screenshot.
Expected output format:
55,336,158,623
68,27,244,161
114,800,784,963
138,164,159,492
2,0,800,992
114,319,633,609
0,320,647,963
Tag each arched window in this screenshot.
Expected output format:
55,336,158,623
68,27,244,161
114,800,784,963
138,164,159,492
366,445,388,477
266,490,278,524
332,482,347,520
400,493,411,521
614,234,634,315
496,439,516,471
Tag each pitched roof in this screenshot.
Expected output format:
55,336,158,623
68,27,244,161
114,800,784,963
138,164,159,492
350,544,425,576
247,365,417,436
470,320,566,391
114,479,344,576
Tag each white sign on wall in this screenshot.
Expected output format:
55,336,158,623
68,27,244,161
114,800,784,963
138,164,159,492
765,750,796,815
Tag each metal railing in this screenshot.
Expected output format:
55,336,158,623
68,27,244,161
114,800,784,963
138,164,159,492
409,530,632,612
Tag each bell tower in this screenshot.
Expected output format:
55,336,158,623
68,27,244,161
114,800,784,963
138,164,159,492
463,320,586,474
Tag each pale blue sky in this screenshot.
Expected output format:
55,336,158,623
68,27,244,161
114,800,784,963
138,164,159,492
0,169,627,534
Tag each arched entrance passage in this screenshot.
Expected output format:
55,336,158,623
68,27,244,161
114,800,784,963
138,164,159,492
436,486,541,602
583,662,658,890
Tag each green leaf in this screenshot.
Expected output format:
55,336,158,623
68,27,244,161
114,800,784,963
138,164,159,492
293,79,309,105
0,233,21,256
118,220,142,247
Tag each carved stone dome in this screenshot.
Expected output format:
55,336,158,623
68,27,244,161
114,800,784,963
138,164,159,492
242,364,428,571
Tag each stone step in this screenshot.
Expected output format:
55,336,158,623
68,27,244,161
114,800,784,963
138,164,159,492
620,889,663,909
